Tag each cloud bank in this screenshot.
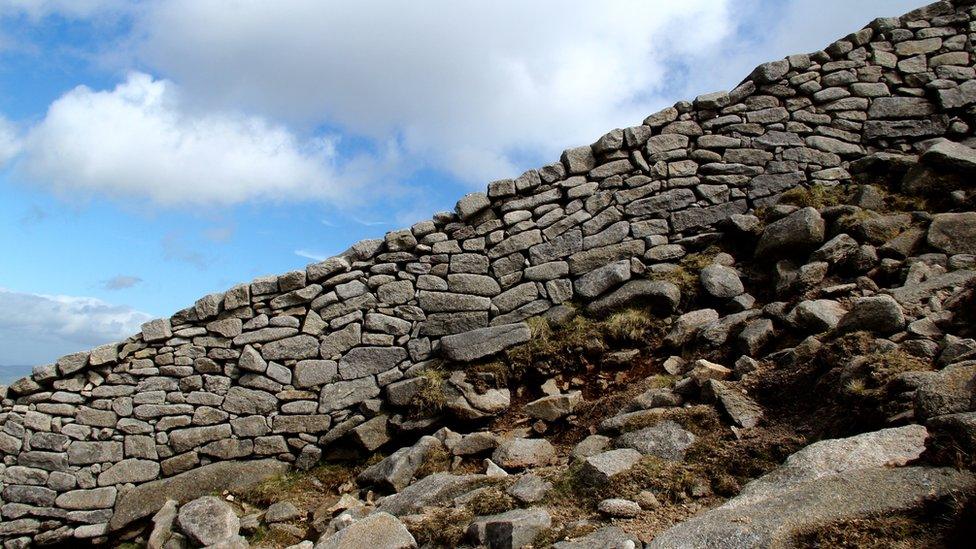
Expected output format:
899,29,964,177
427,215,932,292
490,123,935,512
0,288,152,365
21,72,348,206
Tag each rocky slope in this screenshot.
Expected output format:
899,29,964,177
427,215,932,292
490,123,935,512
142,143,976,549
4,0,976,548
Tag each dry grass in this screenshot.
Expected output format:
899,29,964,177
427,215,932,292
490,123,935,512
407,507,475,547
413,444,451,480
408,366,447,418
778,184,848,209
466,486,519,516
507,314,599,372
603,308,659,343
240,462,357,507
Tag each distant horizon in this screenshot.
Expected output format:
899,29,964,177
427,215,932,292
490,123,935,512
0,363,32,385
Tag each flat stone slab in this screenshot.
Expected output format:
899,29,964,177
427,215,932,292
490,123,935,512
440,323,531,362
648,466,974,548
109,459,290,531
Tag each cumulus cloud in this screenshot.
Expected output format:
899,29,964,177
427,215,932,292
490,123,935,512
20,72,353,205
102,275,142,290
0,288,152,365
294,249,327,262
0,115,21,166
135,0,735,184
0,0,128,20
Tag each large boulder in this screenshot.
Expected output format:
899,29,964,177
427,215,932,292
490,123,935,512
492,438,556,469
109,460,290,531
358,436,445,492
836,295,905,335
316,512,417,549
928,212,976,255
375,473,492,516
440,323,532,362
755,207,825,259
648,467,974,548
586,280,680,317
648,426,969,549
913,361,976,421
176,496,240,547
614,421,696,460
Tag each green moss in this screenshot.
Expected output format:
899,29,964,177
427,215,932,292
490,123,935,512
407,366,447,418
240,462,357,506
506,314,600,372
603,308,659,343
778,184,848,209
413,444,451,480
408,507,475,547
466,486,519,516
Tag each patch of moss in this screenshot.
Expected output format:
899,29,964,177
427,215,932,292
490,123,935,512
413,444,451,480
841,348,932,401
408,507,475,547
603,307,660,344
408,366,447,418
466,486,519,516
506,314,600,373
240,462,357,506
247,524,301,547
778,184,848,209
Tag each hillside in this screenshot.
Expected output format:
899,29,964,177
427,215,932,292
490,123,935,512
2,1,976,548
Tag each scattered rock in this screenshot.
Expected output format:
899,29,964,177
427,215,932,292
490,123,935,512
266,501,302,523
755,207,826,258
176,496,240,547
524,391,583,421
597,498,641,518
579,449,643,485
316,512,417,549
491,438,556,469
928,212,976,255
836,295,905,335
700,264,744,298
614,421,696,460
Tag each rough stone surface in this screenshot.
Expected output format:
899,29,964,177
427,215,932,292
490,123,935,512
928,212,976,255
614,421,696,460
440,323,532,362
836,295,905,335
755,207,826,258
316,512,417,549
177,496,240,546
492,438,556,469
5,3,976,542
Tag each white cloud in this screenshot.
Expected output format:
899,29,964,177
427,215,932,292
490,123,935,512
102,275,142,290
294,249,327,262
0,287,152,366
0,115,21,166
0,0,128,20
135,0,735,184
20,72,355,206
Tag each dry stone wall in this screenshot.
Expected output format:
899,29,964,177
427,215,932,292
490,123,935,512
3,0,976,544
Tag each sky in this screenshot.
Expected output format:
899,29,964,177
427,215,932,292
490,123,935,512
0,0,923,375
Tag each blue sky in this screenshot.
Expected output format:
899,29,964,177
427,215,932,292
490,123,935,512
0,0,921,373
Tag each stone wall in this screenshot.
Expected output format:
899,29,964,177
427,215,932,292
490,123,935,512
3,0,976,544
